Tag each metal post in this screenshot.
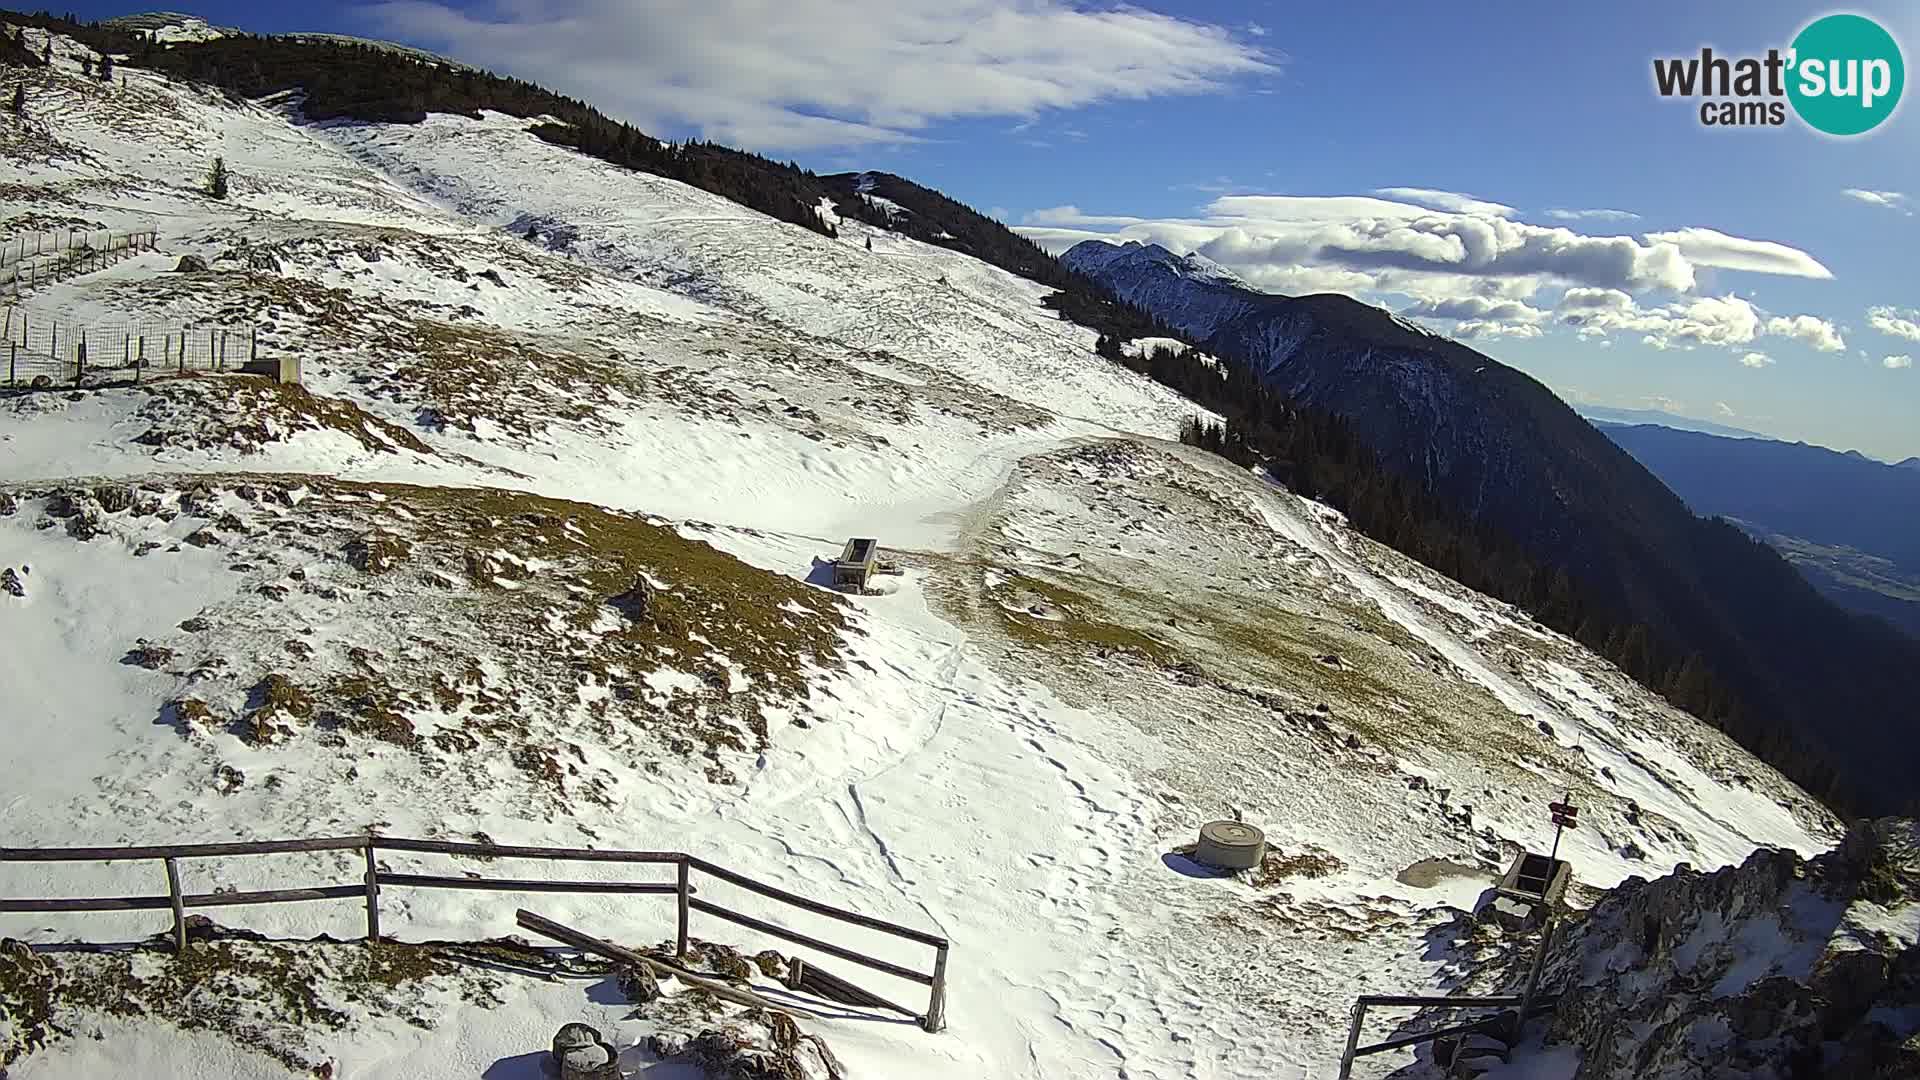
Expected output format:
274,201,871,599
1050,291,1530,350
363,841,381,942
922,943,949,1032
75,333,84,387
8,343,14,387
1338,1000,1367,1080
163,858,186,953
1513,918,1557,1049
676,856,690,960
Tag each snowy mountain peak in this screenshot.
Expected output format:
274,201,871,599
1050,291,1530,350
1062,238,1245,289
102,11,234,42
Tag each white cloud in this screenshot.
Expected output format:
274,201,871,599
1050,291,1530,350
1842,189,1911,214
1562,293,1842,353
1453,319,1544,340
1544,208,1641,222
1763,313,1845,352
1401,296,1548,323
1021,205,1151,228
365,0,1275,149
1373,187,1517,217
1887,354,1915,370
1868,306,1920,342
1642,227,1834,279
1023,190,1837,318
1739,351,1774,368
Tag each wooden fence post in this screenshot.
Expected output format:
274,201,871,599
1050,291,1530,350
75,333,84,388
923,942,949,1032
676,857,691,960
362,841,381,943
163,858,186,954
8,343,15,387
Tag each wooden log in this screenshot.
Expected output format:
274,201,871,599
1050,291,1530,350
363,844,380,942
164,858,185,953
687,897,932,986
684,856,946,948
676,857,690,960
515,909,816,1019
376,872,683,896
0,836,370,862
183,884,363,908
923,943,949,1032
374,835,679,864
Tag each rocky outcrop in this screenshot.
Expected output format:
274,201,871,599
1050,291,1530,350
1537,818,1919,1079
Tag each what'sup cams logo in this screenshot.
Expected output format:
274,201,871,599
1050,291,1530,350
1654,13,1904,135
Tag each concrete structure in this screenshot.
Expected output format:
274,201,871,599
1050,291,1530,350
1194,820,1266,870
833,537,880,591
240,354,302,385
1486,851,1571,930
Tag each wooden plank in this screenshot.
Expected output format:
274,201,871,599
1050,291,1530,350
0,884,362,913
374,836,679,864
515,909,816,1019
795,960,921,1019
0,836,370,862
0,895,174,913
688,897,932,987
377,872,682,895
685,856,947,948
1354,994,1524,1008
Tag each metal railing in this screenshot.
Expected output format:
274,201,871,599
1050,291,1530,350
0,832,950,1032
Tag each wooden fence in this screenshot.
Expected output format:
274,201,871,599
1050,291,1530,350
0,230,159,294
0,833,950,1032
2,307,261,388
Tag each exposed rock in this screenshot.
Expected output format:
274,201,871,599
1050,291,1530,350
1536,818,1920,1080
173,253,209,273
0,492,15,516
344,534,410,574
551,1023,618,1079
123,641,176,669
1,567,24,597
64,511,102,541
92,485,134,513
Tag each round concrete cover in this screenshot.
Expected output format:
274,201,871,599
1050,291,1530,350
1196,820,1266,869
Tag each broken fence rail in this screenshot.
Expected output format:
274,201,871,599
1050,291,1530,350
0,833,950,1032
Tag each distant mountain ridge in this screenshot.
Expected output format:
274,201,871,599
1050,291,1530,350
1579,405,1770,441
1063,237,1920,815
1599,423,1920,638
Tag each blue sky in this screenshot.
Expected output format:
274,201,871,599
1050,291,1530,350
71,1,1920,460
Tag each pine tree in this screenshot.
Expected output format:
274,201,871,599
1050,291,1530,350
81,55,93,77
207,156,229,200
8,85,22,117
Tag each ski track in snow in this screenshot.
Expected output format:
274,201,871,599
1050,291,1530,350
0,36,1842,1080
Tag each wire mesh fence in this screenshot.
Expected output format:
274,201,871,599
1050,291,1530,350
0,230,160,295
2,307,261,388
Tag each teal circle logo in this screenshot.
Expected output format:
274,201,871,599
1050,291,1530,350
1787,13,1904,135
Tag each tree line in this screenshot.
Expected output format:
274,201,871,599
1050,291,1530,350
0,11,837,237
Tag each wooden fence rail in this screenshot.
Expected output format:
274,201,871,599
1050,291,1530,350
0,833,950,1032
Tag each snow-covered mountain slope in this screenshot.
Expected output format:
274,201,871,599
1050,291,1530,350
1,31,1841,1079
